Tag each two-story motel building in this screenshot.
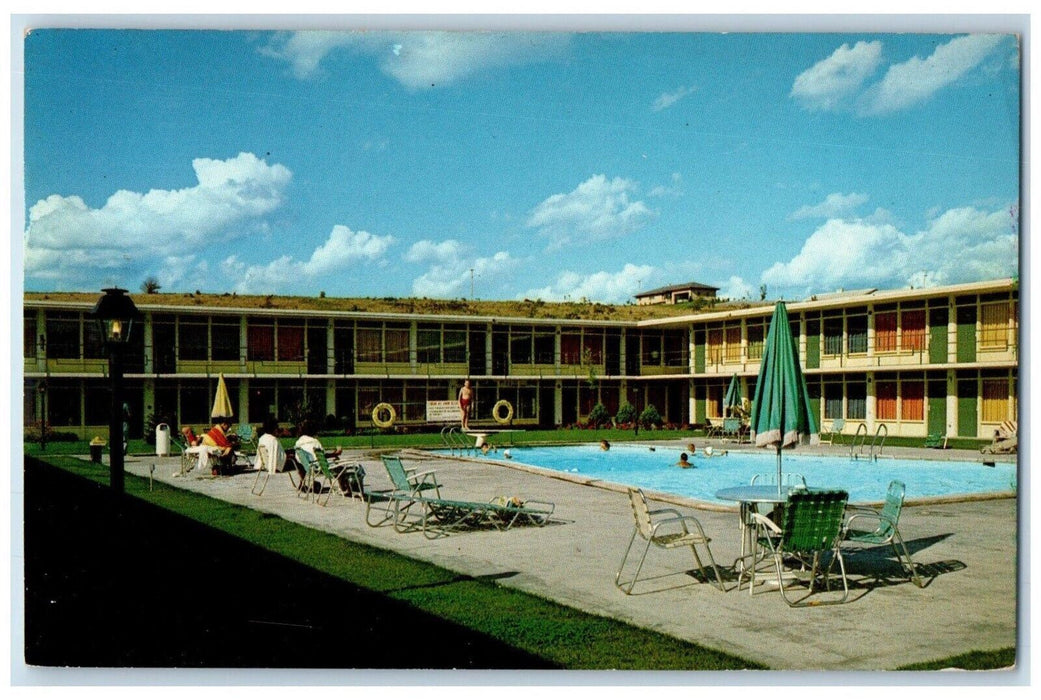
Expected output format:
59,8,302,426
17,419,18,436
22,277,1018,443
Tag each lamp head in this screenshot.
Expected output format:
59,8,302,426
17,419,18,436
89,287,141,346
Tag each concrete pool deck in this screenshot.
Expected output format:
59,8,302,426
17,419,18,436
119,439,1019,674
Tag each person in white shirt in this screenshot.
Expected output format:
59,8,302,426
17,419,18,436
257,417,286,474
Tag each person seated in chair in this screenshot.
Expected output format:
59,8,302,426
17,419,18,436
294,419,342,460
257,416,286,474
295,419,357,492
202,419,239,474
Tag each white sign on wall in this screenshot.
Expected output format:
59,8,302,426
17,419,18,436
426,400,459,423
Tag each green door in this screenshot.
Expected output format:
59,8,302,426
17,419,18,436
804,320,820,369
693,330,705,373
929,307,948,364
957,379,977,438
694,384,706,424
927,379,946,435
956,305,977,363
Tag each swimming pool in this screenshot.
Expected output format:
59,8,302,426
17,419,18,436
475,444,1017,504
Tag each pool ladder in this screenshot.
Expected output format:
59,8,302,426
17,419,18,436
441,425,475,456
850,423,888,461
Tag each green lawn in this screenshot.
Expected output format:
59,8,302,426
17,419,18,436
33,453,761,670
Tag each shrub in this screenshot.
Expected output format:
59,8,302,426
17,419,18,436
639,404,662,429
615,402,637,426
587,402,611,428
24,426,79,443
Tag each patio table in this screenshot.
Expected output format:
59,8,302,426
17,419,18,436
715,484,809,591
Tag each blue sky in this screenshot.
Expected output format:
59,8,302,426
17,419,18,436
21,28,1021,303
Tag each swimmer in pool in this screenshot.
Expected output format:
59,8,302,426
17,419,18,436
676,452,693,468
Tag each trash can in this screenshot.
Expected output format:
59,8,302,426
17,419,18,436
89,438,106,463
155,423,171,457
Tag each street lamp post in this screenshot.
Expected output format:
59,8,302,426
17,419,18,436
89,288,141,494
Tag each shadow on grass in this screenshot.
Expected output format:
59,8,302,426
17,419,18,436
23,457,555,669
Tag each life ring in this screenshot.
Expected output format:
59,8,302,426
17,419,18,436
371,402,397,428
492,399,514,425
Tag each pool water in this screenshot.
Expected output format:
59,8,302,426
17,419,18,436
477,444,1017,504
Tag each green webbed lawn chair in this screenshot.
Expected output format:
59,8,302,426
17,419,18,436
842,480,924,588
366,455,442,529
293,448,320,502
750,489,850,607
368,455,554,537
412,493,555,539
312,448,366,506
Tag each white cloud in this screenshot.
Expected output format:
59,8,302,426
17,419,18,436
652,85,697,112
858,34,1006,115
648,173,684,198
792,35,1008,116
527,174,657,249
761,204,1017,297
791,41,883,112
24,152,292,290
789,192,869,220
521,263,656,304
264,30,569,88
407,239,517,298
226,225,395,295
719,276,756,301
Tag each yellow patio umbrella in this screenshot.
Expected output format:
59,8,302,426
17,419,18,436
211,373,235,420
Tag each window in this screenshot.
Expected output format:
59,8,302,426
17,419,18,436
417,327,441,364
746,321,765,360
356,326,381,362
706,328,723,365
180,383,210,425
83,320,107,359
277,322,305,362
247,319,275,361
641,333,662,365
724,326,741,362
847,314,868,354
875,312,897,353
847,381,866,420
664,332,687,367
248,382,276,423
178,317,208,361
823,317,843,355
24,312,37,358
533,331,555,364
903,380,924,421
46,312,80,359
211,317,240,361
823,382,843,419
706,384,722,418
980,302,1009,349
876,381,897,420
560,332,581,364
902,310,926,351
583,332,603,364
981,378,1010,423
510,328,533,364
444,326,467,364
384,325,410,363
48,382,81,427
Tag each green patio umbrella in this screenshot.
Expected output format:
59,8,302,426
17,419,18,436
723,374,742,417
749,302,818,490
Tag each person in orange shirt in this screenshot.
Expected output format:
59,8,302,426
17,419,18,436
202,419,239,473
